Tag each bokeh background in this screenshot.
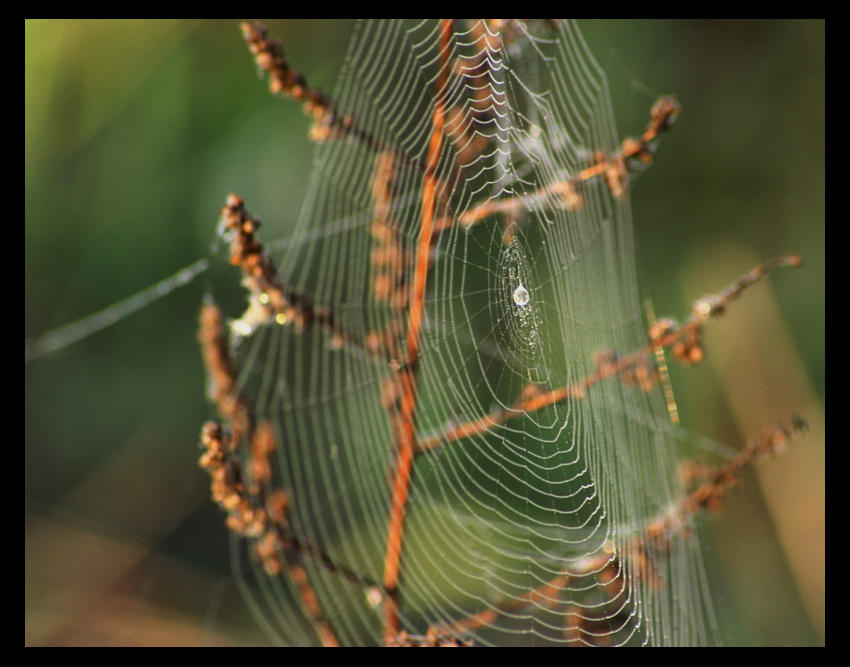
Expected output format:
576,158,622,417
25,19,824,646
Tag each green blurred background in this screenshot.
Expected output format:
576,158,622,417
25,20,824,646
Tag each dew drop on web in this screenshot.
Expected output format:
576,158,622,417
513,284,529,307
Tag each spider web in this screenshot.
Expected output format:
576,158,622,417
218,19,719,646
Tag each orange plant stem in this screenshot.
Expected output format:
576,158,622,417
382,19,453,642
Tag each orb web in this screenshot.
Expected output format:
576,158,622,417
216,19,720,646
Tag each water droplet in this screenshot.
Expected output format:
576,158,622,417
513,284,529,307
366,587,383,608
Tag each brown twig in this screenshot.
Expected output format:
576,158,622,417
198,299,341,646
447,95,680,241
430,416,807,644
381,18,455,642
240,20,421,172
241,21,347,142
415,254,802,455
219,193,383,359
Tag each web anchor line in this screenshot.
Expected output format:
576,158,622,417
25,258,209,363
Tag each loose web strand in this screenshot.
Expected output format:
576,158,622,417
25,258,209,363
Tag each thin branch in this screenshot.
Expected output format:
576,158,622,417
198,300,342,647
219,194,385,359
429,416,807,644
240,20,426,176
446,95,680,240
381,18,455,642
240,21,349,143
415,254,802,456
